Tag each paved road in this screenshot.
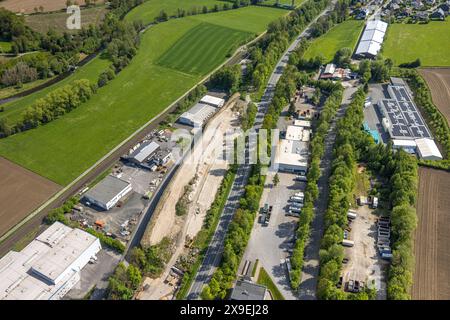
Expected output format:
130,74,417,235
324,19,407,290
298,86,358,300
186,3,336,300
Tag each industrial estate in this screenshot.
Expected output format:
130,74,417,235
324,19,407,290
0,0,449,305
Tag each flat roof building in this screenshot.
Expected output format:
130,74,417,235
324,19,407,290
84,175,132,210
274,139,309,173
285,125,311,142
378,85,432,140
294,120,311,128
0,222,101,300
178,103,217,127
392,139,417,153
200,95,225,108
128,141,160,164
230,280,267,300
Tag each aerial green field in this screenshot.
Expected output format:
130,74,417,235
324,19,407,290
0,6,286,185
383,20,450,66
0,57,111,124
303,19,364,62
158,23,251,75
125,0,226,25
0,41,12,53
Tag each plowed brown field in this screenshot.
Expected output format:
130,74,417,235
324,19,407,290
0,157,61,238
0,0,103,13
419,68,450,125
412,167,450,299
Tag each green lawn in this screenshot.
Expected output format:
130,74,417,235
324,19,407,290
383,20,450,66
303,19,364,62
157,22,251,75
191,5,287,33
0,6,285,185
257,267,285,300
0,41,12,53
0,57,111,124
125,0,226,25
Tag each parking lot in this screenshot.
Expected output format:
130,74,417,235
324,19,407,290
65,248,121,300
241,171,305,300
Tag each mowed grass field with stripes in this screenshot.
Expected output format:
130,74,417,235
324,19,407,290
0,6,286,185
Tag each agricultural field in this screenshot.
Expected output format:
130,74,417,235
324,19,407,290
125,0,227,25
412,167,450,299
157,22,252,75
0,57,111,124
25,5,108,34
303,19,364,62
383,20,450,67
0,6,286,185
419,68,450,124
0,41,12,53
0,157,61,238
0,0,103,14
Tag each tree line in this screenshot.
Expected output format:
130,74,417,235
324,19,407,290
0,1,142,90
317,89,377,300
0,79,97,137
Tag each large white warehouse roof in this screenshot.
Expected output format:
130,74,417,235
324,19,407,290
200,95,225,108
0,222,101,300
415,138,443,160
366,19,388,33
179,103,217,127
355,40,382,57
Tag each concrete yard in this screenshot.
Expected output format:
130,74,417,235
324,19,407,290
241,172,304,300
341,205,388,299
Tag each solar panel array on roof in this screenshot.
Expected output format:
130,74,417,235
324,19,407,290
379,85,432,140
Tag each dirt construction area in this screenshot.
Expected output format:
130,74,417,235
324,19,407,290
136,95,240,300
412,167,450,300
0,157,61,238
419,68,450,124
0,0,101,13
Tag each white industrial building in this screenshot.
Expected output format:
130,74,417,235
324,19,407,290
392,139,417,154
84,175,132,210
275,123,311,173
128,141,160,165
200,95,225,108
415,138,443,160
294,120,311,128
285,125,311,142
274,139,309,173
355,19,388,58
0,222,101,300
178,103,217,127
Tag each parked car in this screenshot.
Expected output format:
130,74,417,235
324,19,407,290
347,280,354,292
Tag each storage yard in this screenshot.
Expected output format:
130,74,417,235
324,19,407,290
418,68,450,124
0,157,61,238
412,167,450,300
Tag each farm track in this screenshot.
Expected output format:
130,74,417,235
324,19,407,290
419,68,450,125
412,167,450,299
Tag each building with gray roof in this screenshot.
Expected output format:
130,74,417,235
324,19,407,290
230,280,267,300
83,175,132,210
